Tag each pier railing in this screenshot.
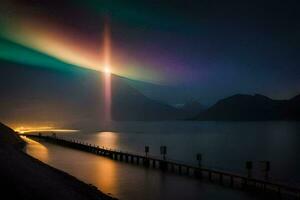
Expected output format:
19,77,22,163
23,134,300,199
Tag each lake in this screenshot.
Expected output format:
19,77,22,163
24,121,300,199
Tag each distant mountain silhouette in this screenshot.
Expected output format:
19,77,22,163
111,76,184,120
176,100,206,118
0,60,183,129
195,94,300,121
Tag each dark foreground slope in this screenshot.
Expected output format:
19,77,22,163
0,123,115,200
196,94,300,121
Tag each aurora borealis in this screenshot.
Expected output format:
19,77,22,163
0,0,165,83
1,0,300,105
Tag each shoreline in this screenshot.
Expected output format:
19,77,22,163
0,122,116,200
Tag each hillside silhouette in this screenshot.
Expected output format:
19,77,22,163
196,94,300,121
0,60,184,129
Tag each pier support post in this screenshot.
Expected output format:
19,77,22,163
171,164,175,172
186,167,190,176
159,160,168,171
143,158,150,167
109,152,113,159
245,161,253,178
242,178,247,189
208,171,212,181
219,174,223,185
178,165,182,174
277,186,281,198
230,176,234,188
152,160,156,168
194,169,202,178
195,153,203,178
130,156,134,163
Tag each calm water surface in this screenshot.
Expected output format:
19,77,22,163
24,121,300,200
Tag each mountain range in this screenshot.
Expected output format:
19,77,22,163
1,58,299,129
195,94,300,121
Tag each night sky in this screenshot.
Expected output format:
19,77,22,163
0,0,300,105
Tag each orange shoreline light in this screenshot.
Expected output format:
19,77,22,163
15,126,79,134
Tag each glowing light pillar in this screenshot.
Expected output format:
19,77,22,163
103,22,112,123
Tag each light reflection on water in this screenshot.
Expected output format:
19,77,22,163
95,132,120,150
21,136,49,160
60,121,300,184
23,121,300,200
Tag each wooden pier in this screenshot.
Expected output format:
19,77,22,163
23,134,300,199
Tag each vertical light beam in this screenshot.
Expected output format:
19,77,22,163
103,21,112,123
104,21,111,74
